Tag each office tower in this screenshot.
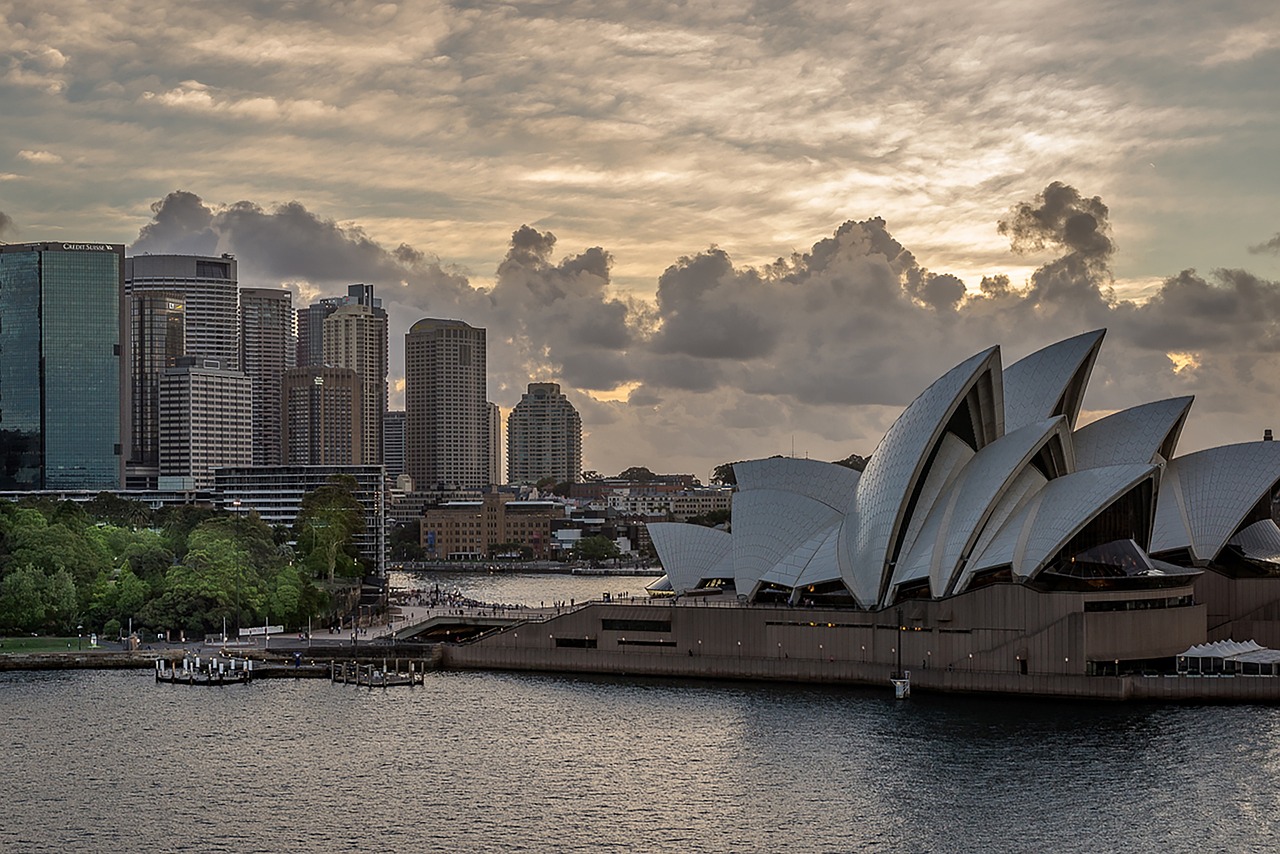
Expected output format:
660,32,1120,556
405,318,488,491
239,287,295,466
487,402,503,487
323,302,387,466
125,254,239,371
280,365,362,465
384,410,406,480
0,242,126,490
126,292,185,487
296,283,381,368
506,382,582,486
158,357,251,490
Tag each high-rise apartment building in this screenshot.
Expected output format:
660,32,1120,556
487,401,503,487
125,254,239,371
239,287,295,466
384,409,406,480
280,365,362,465
405,318,489,491
296,283,381,368
0,242,126,490
323,302,386,466
158,356,251,490
127,292,185,487
506,382,582,486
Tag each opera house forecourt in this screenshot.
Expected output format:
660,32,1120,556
447,330,1280,700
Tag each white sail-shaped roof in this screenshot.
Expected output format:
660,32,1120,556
954,465,1048,593
889,417,1073,603
1003,329,1104,433
1150,442,1280,563
648,522,734,594
840,346,1003,607
756,524,839,592
734,456,860,510
733,489,843,596
893,433,975,574
1229,519,1280,563
968,463,1157,579
1073,397,1193,470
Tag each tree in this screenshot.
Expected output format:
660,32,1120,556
535,476,557,490
710,462,740,486
574,535,622,564
294,477,365,582
617,466,657,482
833,453,870,471
389,522,425,561
0,565,46,633
42,568,79,633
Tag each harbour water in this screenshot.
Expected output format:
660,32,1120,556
4,572,1280,852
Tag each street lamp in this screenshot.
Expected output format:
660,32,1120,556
77,624,83,651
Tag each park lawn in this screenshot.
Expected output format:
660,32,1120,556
0,636,101,654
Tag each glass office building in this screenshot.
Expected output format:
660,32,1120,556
0,242,125,490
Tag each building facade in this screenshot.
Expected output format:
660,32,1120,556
405,318,489,492
125,254,239,371
239,287,294,466
0,242,125,490
280,365,362,465
158,357,251,490
506,382,581,486
487,402,502,487
323,302,386,466
420,492,566,560
127,292,185,487
384,409,406,480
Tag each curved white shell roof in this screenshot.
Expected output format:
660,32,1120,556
648,522,734,594
1003,329,1104,433
1073,397,1193,470
841,346,1002,607
733,489,843,595
734,456,860,511
757,523,840,591
894,433,975,570
890,417,1073,602
1229,519,1280,562
1150,442,1280,563
968,463,1157,580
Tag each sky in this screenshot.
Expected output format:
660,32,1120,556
2,0,1279,480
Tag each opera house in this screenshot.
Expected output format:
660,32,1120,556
450,330,1280,698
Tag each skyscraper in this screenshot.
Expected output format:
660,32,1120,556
0,242,125,490
240,287,295,466
405,318,489,491
127,291,185,487
157,356,251,490
281,365,362,465
296,283,381,368
323,302,387,466
506,382,582,486
125,254,239,370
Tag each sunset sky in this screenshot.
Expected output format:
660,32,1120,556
2,0,1279,479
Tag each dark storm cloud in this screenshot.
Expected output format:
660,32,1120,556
1249,234,1280,255
131,191,219,255
0,210,14,238
999,182,1113,259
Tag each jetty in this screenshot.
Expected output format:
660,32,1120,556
331,659,425,688
154,655,253,686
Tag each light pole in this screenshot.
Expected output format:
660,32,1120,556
77,624,83,651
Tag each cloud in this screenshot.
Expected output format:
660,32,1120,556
0,211,14,238
123,181,1280,477
1249,234,1280,255
16,150,62,164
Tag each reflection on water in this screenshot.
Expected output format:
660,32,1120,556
4,571,1279,852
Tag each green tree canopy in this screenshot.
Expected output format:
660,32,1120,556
574,535,622,564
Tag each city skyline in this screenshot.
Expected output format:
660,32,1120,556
2,2,1279,478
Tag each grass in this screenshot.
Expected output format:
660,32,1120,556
0,636,106,654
